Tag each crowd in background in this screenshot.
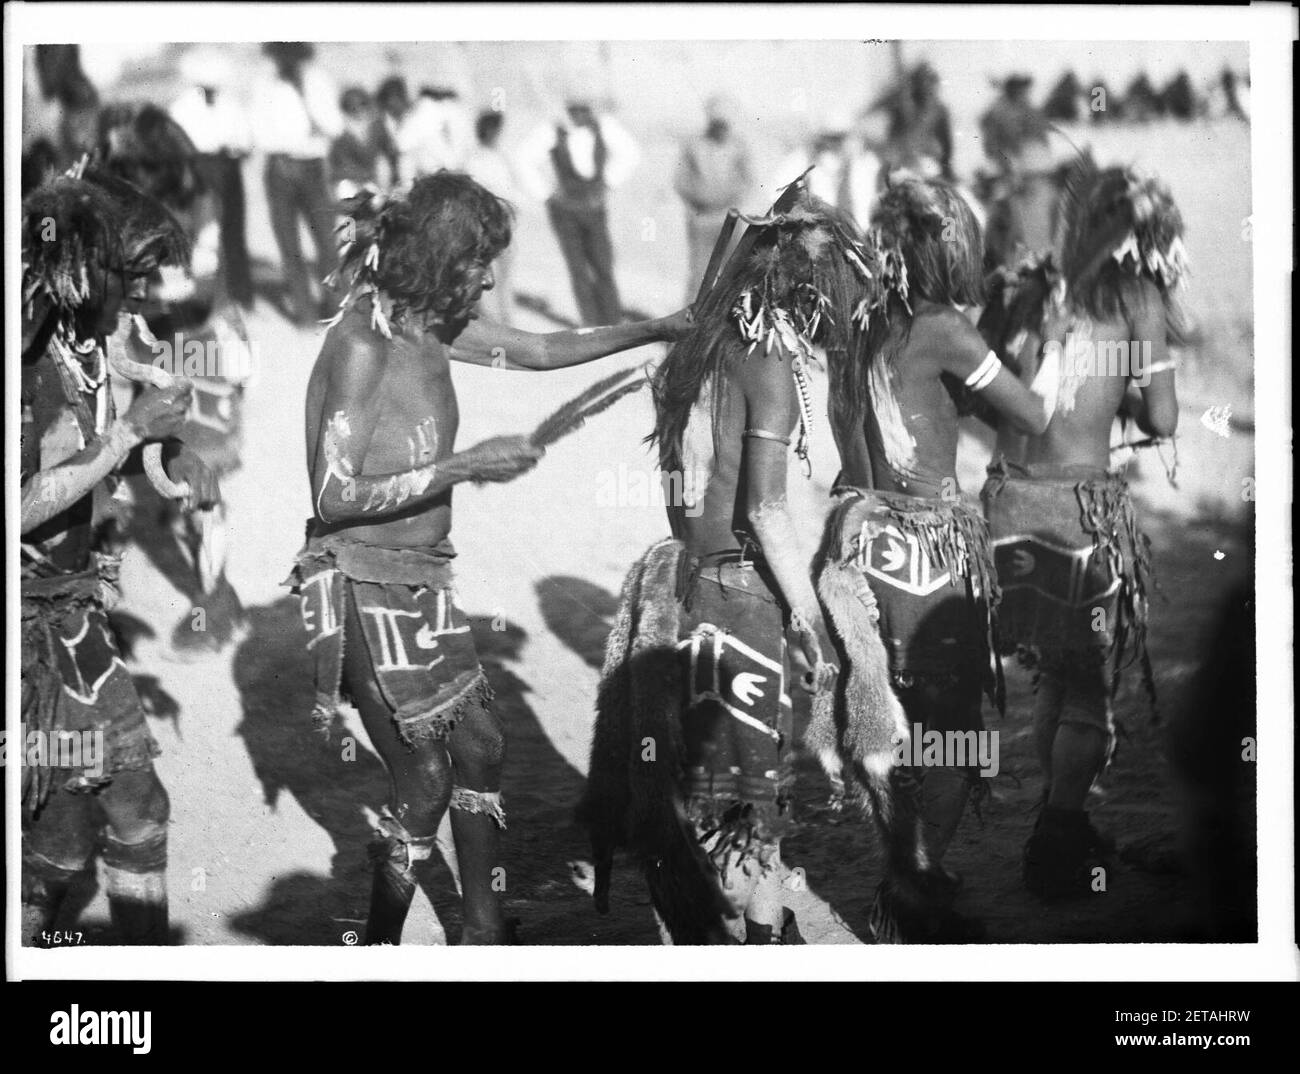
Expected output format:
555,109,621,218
21,43,1251,333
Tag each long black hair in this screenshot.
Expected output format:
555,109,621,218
1057,151,1188,337
649,194,869,473
22,165,189,343
832,176,986,434
328,171,513,334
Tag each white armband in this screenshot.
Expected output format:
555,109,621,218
964,350,1002,392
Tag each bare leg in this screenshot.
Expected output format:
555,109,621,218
341,594,452,945
22,789,99,945
445,697,509,944
1032,666,1067,796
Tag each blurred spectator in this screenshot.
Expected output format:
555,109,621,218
1043,71,1083,123
401,84,473,177
374,76,410,185
171,47,254,306
776,107,880,231
1123,73,1165,123
1160,71,1199,121
33,44,100,166
329,86,383,201
253,41,343,325
1221,68,1250,121
1089,77,1123,123
877,61,954,180
465,109,518,324
980,74,1050,175
673,93,752,302
518,91,640,325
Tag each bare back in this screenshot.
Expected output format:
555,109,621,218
1020,277,1178,472
668,338,800,557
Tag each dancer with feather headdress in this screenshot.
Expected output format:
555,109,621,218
822,176,1062,942
977,153,1184,899
288,172,691,945
20,166,219,945
99,102,255,654
578,177,884,944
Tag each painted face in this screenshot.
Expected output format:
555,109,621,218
96,271,148,335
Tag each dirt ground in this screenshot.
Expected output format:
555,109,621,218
40,111,1255,947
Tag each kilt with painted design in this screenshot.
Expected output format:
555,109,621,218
826,488,1003,714
284,529,491,745
677,556,794,848
981,459,1154,703
20,565,160,817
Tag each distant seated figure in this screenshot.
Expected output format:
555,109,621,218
1043,71,1083,124
980,74,1051,176
1160,71,1198,122
1123,73,1164,124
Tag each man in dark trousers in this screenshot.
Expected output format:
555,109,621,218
519,91,640,325
253,42,342,325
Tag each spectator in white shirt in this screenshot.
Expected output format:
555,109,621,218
400,85,473,179
254,42,343,325
170,47,254,306
517,93,640,325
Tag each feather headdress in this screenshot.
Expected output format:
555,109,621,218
1058,151,1188,321
22,162,189,338
651,188,873,474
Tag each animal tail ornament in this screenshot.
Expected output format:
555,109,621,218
576,538,736,944
805,501,912,816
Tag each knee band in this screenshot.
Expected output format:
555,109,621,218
370,807,438,874
101,830,168,874
449,787,507,830
23,849,88,904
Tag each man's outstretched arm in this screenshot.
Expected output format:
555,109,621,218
448,308,693,371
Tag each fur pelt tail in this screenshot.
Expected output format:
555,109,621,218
576,538,734,943
806,499,929,881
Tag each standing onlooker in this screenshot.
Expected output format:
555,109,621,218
518,91,640,325
774,108,881,232
170,47,254,307
374,76,410,187
673,93,752,303
329,87,383,202
253,41,343,325
401,85,473,179
465,109,518,324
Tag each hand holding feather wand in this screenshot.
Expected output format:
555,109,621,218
450,364,655,485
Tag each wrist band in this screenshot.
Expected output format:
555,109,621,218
964,350,1002,392
744,428,792,446
1141,359,1179,376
